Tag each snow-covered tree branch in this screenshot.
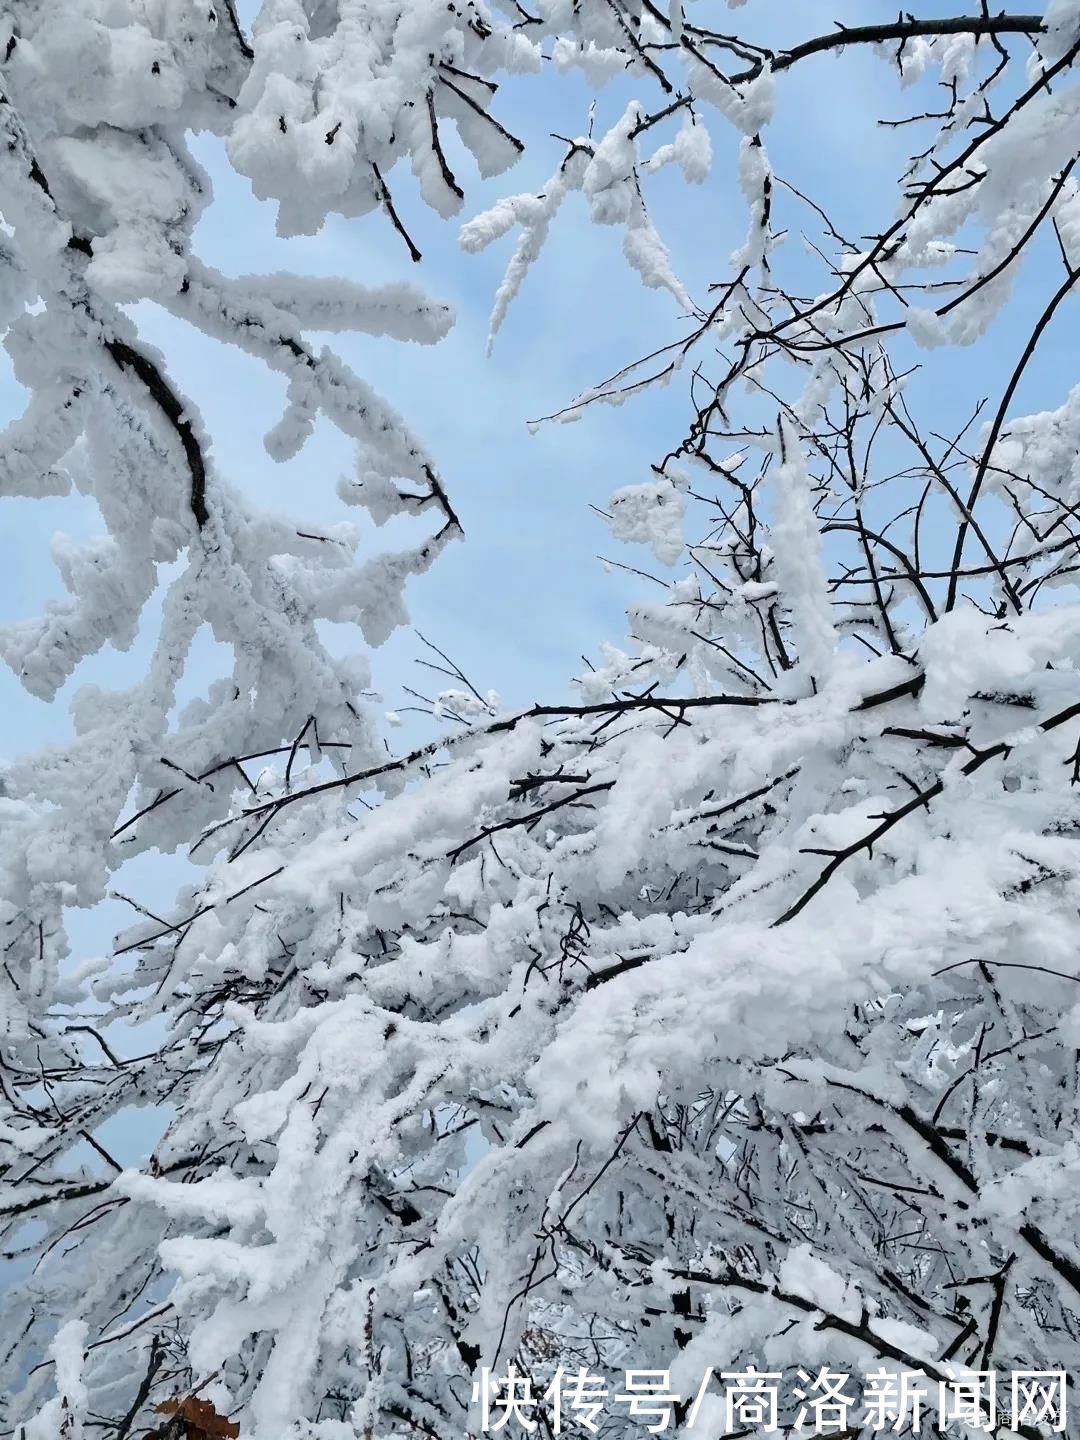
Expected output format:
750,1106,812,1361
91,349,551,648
2,2,1080,1438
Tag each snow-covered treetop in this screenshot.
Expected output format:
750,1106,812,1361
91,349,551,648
3,2,1080,1437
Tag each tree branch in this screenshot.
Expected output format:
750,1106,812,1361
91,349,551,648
732,14,1046,82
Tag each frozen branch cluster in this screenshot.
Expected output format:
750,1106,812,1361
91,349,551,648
0,0,471,1055
3,3,1080,1438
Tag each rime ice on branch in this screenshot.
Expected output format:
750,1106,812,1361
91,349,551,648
4,4,1080,1439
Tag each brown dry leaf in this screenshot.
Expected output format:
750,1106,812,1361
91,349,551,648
150,1395,240,1439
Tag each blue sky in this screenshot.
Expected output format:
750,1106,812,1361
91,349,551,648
1,4,1075,1165
4,4,1071,756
